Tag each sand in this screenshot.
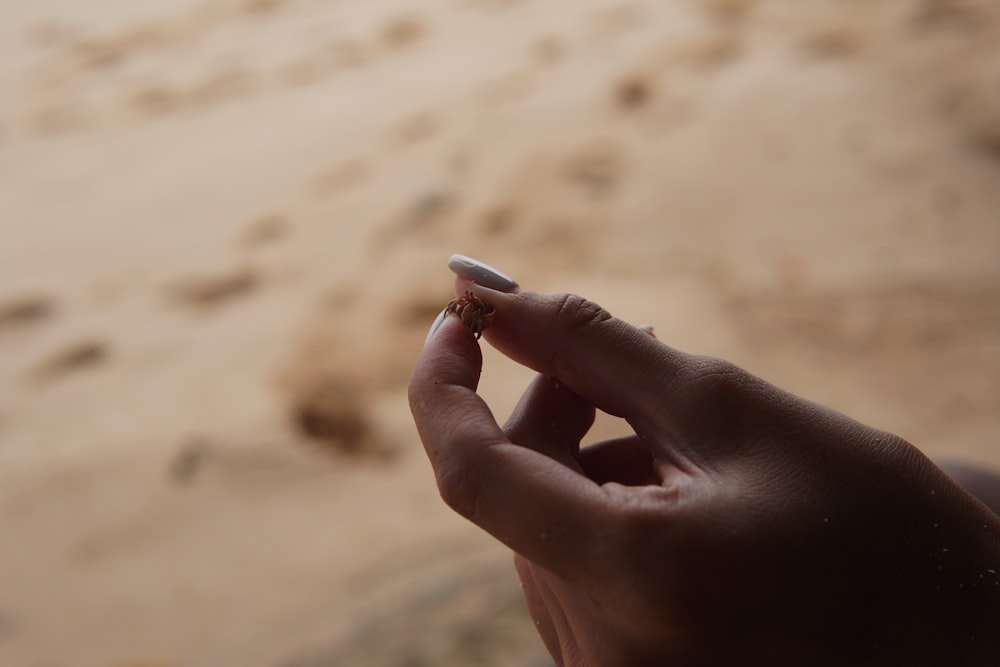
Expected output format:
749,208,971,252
2,0,999,665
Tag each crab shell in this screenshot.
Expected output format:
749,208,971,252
445,291,496,339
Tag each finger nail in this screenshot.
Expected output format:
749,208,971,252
638,324,657,338
448,254,519,292
423,308,448,348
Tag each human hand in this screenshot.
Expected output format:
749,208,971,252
409,260,1000,667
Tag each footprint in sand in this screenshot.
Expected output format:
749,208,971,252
312,159,369,196
371,189,456,252
799,25,862,60
669,30,744,70
474,69,536,106
0,295,55,330
25,104,94,137
128,84,182,116
404,190,456,229
284,369,397,460
189,67,257,106
290,378,372,453
479,204,518,238
388,111,441,147
73,36,131,70
23,20,79,49
167,436,212,485
241,214,289,247
960,88,1000,161
327,38,370,68
168,267,260,309
276,56,331,88
379,14,426,50
910,0,991,30
700,0,757,26
31,340,109,382
458,0,527,9
242,0,286,14
392,288,451,330
588,3,646,42
613,73,653,111
128,68,258,117
562,141,626,199
530,35,569,66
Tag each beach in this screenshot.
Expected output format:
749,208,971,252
2,1,999,665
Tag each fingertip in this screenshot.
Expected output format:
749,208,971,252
410,302,622,584
445,287,693,430
448,253,520,292
413,314,483,392
423,308,448,348
453,275,522,297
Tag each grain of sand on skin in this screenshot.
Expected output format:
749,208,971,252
1,1,999,666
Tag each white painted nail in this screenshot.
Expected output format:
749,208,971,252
423,308,448,348
447,254,519,292
638,324,656,338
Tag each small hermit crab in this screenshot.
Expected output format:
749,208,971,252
445,291,496,339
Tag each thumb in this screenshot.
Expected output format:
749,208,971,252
458,278,708,456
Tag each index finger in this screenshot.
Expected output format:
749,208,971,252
457,279,702,441
409,312,614,582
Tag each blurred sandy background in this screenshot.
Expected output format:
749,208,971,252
1,0,999,665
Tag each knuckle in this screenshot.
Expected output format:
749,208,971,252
434,452,482,521
687,355,756,405
550,293,613,334
603,485,674,554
